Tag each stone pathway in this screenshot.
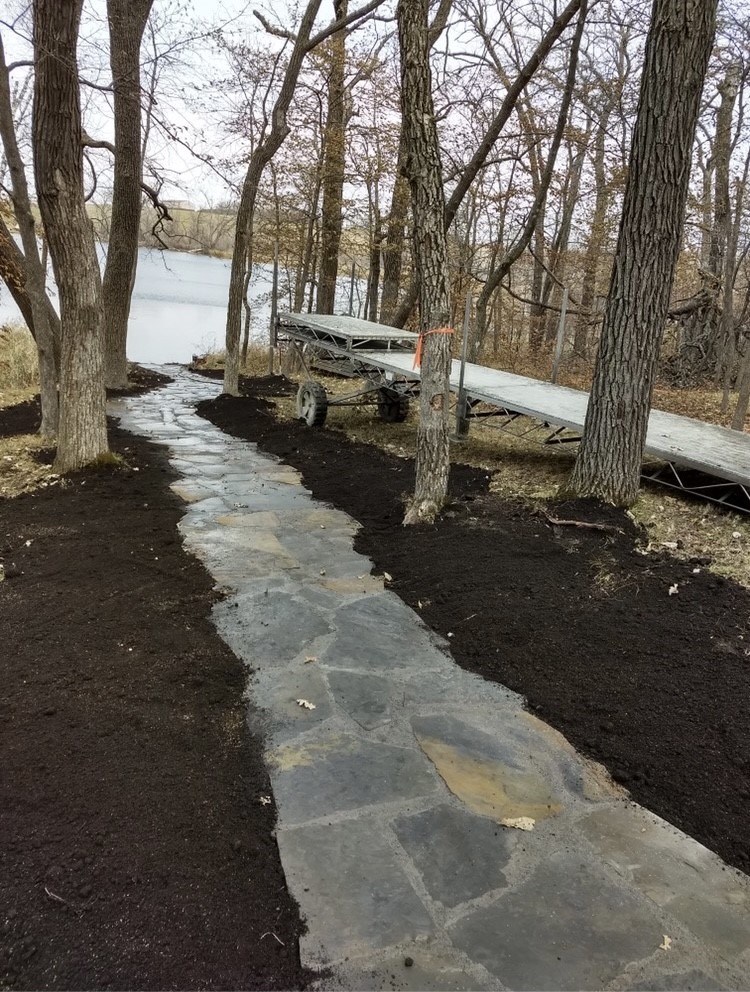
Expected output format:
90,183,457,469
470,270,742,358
113,369,750,992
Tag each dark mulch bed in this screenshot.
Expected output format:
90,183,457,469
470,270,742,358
198,382,750,878
0,366,174,440
0,381,309,990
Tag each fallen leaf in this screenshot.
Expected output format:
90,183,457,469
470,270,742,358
732,531,741,539
296,698,316,710
668,584,679,596
259,795,272,806
661,541,678,550
304,656,317,664
659,935,672,951
383,571,392,582
500,816,535,831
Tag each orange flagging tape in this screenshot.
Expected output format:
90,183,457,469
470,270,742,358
413,326,454,368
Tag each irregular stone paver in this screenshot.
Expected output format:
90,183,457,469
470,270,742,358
278,820,435,963
113,369,750,992
269,732,439,823
393,804,515,908
449,854,661,990
213,591,331,667
315,949,494,991
627,971,727,991
412,713,562,822
581,806,750,960
327,670,392,730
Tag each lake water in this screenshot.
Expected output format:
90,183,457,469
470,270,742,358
0,246,359,365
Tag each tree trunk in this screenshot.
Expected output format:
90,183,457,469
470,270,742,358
565,0,717,506
316,0,347,314
33,0,108,471
366,200,382,322
575,112,612,358
102,0,153,389
543,139,587,345
0,31,60,436
731,341,750,431
224,0,323,395
379,128,410,323
294,176,322,311
398,0,452,525
0,214,36,333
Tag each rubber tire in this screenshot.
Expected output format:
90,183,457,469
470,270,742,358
377,387,410,423
296,381,328,426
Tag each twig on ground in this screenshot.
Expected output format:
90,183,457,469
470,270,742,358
260,931,286,946
545,514,624,535
44,887,69,906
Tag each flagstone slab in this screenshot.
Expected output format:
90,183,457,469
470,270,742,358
278,820,434,963
269,732,438,823
580,806,750,959
392,804,515,908
448,854,661,990
411,714,561,822
327,670,392,730
213,592,331,667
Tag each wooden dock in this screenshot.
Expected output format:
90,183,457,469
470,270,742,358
277,313,750,511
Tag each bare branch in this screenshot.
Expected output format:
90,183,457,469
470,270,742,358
306,0,388,51
252,11,294,40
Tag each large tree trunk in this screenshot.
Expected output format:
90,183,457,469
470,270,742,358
565,0,717,506
0,32,60,436
102,0,153,390
33,0,108,472
316,0,347,315
398,0,452,525
224,0,324,395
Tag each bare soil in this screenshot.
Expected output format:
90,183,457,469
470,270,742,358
197,378,750,879
0,375,310,991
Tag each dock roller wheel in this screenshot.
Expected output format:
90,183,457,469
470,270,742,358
377,387,410,423
297,381,328,426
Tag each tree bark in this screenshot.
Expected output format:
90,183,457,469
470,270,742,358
565,0,717,506
0,31,60,436
731,342,750,431
102,0,153,389
379,128,410,323
0,215,36,332
398,0,452,525
33,0,108,471
316,0,347,314
224,0,324,396
575,111,612,358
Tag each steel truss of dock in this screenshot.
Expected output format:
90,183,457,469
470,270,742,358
277,313,750,514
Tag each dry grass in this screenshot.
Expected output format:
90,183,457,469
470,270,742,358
273,361,750,589
196,344,272,379
0,322,38,409
479,349,746,430
0,434,60,499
